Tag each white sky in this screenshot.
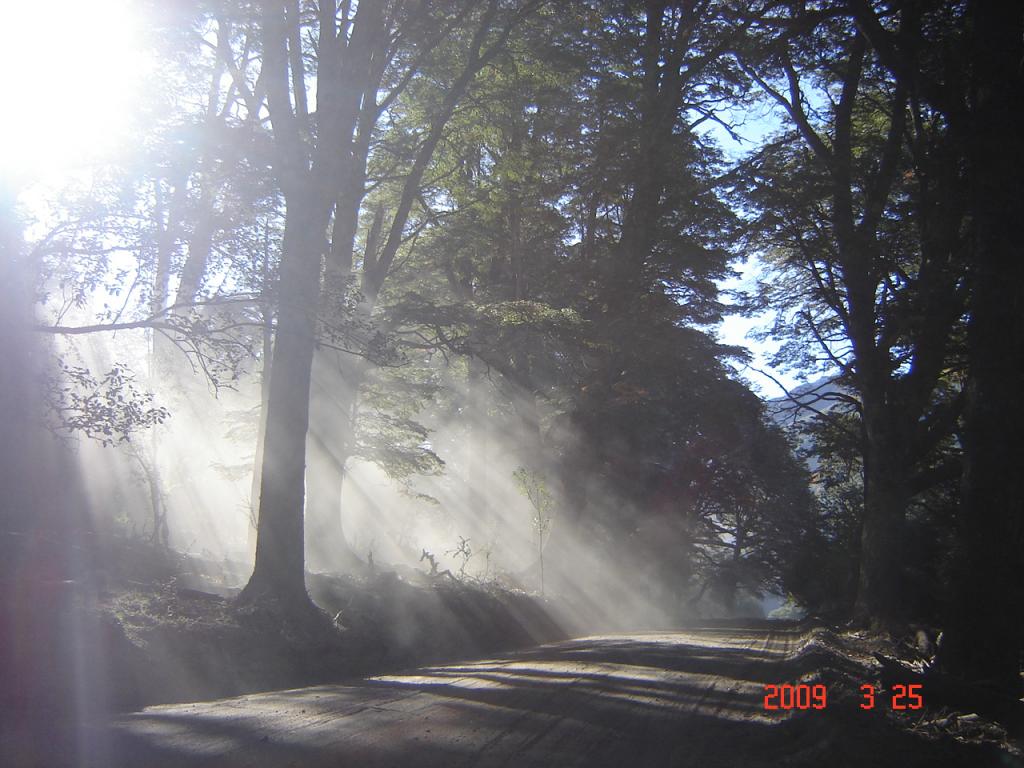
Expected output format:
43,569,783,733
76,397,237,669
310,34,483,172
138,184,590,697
0,0,151,185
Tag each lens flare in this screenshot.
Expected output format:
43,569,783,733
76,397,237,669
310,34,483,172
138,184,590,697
0,0,150,181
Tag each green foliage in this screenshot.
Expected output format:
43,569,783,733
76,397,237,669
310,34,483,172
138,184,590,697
513,466,553,595
513,467,553,541
730,1,972,625
50,360,169,446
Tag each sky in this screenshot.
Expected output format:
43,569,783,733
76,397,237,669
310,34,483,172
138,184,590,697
698,105,803,399
714,259,800,399
0,0,151,185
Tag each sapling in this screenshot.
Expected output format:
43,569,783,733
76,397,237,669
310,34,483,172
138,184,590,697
513,467,553,597
446,536,473,579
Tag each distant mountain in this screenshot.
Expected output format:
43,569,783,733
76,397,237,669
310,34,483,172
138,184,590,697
765,377,855,473
765,376,853,427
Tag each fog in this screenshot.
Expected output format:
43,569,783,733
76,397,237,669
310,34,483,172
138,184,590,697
62,318,742,633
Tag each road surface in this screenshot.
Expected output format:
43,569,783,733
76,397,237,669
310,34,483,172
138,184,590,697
89,625,980,767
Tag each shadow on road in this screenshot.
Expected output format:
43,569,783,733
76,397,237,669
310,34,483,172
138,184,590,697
91,627,1013,767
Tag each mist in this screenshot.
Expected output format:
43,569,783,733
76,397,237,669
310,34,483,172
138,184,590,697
68,323,744,633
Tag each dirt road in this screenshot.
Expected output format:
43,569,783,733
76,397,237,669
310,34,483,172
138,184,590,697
91,625,1003,767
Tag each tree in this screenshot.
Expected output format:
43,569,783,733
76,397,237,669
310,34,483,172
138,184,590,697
513,467,553,595
558,0,743,534
238,0,390,609
800,0,1024,701
917,0,1024,701
235,0,544,606
735,4,969,626
689,414,814,614
303,0,544,574
382,1,809,617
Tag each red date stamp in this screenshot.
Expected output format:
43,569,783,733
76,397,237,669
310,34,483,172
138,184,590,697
763,683,923,711
763,683,827,710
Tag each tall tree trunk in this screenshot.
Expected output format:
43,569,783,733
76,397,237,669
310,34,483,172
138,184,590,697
0,185,43,540
174,40,227,308
240,201,325,606
853,403,908,626
305,352,365,572
176,197,216,307
152,174,186,316
305,196,378,574
566,3,685,523
147,174,185,547
939,0,1024,701
247,241,274,563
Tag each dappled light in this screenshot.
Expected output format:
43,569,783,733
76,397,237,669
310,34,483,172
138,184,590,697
98,628,999,767
106,630,803,767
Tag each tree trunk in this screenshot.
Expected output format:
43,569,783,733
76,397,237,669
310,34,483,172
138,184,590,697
176,198,216,307
147,174,184,547
305,352,365,573
938,0,1024,701
306,193,377,575
854,469,907,627
302,0,519,576
853,403,908,627
0,186,46,539
247,292,273,563
240,201,325,607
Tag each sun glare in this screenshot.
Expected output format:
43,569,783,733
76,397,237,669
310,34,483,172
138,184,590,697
0,1,150,182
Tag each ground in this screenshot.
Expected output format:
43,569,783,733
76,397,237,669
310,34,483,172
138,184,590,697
0,537,564,765
79,626,1024,766
2,538,1020,767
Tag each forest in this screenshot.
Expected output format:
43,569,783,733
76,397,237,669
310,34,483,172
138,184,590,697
0,0,1021,765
